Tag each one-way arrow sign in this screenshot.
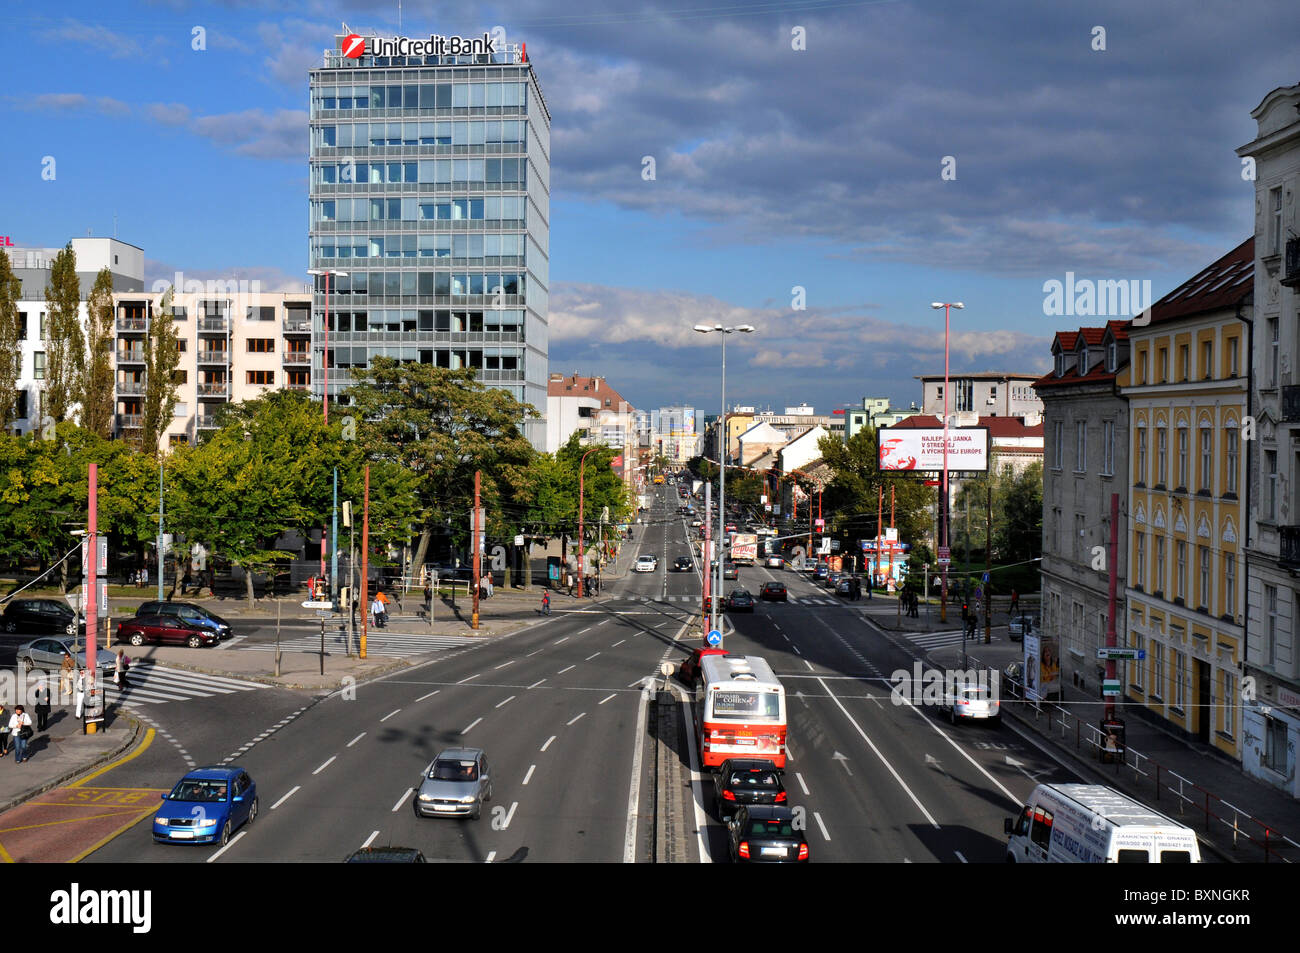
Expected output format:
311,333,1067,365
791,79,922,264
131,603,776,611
831,751,853,776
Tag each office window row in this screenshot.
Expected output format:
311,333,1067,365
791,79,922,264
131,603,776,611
1132,334,1243,385
312,82,528,111
1132,423,1239,495
1132,531,1236,618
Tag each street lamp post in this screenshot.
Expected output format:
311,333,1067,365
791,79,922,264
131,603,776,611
577,447,600,599
309,268,347,588
930,302,964,625
694,323,755,638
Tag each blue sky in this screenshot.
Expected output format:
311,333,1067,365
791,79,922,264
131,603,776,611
2,0,1288,416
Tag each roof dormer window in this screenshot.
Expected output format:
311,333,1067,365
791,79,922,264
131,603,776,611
1079,346,1089,372
1055,352,1066,377
1107,341,1117,372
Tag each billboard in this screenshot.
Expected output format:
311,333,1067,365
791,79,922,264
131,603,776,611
877,426,990,472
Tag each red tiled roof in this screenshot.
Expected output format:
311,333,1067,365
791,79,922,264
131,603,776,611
1103,319,1129,342
1055,332,1079,352
1142,237,1253,326
1033,362,1120,391
1077,327,1105,346
887,414,1043,438
547,374,634,410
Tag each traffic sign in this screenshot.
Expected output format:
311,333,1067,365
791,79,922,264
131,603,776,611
1102,679,1122,698
1098,647,1146,661
302,600,335,610
982,571,989,583
706,629,722,646
937,546,950,566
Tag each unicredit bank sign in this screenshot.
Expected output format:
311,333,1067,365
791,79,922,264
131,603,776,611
341,32,496,58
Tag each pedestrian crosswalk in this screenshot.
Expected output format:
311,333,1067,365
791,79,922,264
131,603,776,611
655,594,842,606
235,630,481,659
893,627,1006,651
104,662,268,706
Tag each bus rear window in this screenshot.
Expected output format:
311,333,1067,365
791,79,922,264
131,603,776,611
712,691,781,719
1159,850,1192,863
1116,849,1150,863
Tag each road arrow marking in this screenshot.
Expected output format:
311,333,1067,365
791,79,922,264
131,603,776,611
832,752,853,776
1005,755,1039,782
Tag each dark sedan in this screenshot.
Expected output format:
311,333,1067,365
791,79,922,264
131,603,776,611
760,582,788,602
714,759,787,820
728,805,809,863
117,615,221,649
726,589,755,613
673,556,695,572
136,601,233,640
1,599,84,637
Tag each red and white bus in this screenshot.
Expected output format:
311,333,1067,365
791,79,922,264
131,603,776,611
695,654,787,769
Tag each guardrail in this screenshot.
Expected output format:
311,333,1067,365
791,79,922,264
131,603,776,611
967,651,1300,862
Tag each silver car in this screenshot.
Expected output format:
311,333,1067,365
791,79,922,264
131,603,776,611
16,637,115,675
414,748,493,820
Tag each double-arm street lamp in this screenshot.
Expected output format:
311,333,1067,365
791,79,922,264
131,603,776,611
930,301,964,624
694,323,755,638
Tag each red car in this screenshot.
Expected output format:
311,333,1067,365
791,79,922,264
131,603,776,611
678,647,727,685
117,615,220,649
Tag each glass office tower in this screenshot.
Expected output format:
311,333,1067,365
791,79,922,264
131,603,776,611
308,30,550,447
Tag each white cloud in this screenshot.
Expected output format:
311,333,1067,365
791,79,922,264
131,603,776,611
38,19,143,59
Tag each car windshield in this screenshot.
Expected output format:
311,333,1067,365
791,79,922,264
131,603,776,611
431,760,477,781
747,817,796,836
168,779,229,802
961,686,990,699
728,770,779,788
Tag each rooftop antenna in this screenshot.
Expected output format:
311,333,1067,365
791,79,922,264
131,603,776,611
398,0,402,32
113,212,118,239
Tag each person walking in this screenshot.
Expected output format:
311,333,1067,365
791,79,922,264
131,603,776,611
60,653,75,698
113,650,132,691
9,706,33,764
0,703,9,757
483,573,494,599
74,668,88,720
1009,588,1019,616
181,567,193,596
541,591,550,616
370,594,386,629
34,679,51,731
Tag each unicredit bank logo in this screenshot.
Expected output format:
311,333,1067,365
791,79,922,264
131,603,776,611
339,32,498,58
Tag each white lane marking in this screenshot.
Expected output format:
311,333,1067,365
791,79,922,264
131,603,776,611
804,659,814,671
792,645,802,655
457,674,480,684
893,691,1022,807
815,676,939,829
485,851,496,863
495,695,516,708
814,811,831,841
498,801,518,829
681,685,713,864
554,637,568,644
541,735,556,751
206,829,246,863
463,717,483,733
955,850,968,863
795,772,810,795
579,627,592,634
783,633,791,642
611,640,625,647
347,732,366,747
392,788,414,812
313,756,336,775
494,660,515,670
557,665,575,674
271,786,300,810
627,678,646,688
527,649,543,657
416,689,441,702
527,679,545,689
362,830,380,848
598,693,617,705
598,619,609,625
522,764,536,785
567,712,586,726
586,652,600,661
625,678,654,864
380,708,401,722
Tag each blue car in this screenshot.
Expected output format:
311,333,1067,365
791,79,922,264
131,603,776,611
153,767,258,845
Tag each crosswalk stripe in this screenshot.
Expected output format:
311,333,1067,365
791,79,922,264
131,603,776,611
103,663,266,706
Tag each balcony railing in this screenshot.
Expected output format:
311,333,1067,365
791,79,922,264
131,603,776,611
287,382,311,392
117,381,146,395
118,415,143,429
1281,526,1300,567
283,350,311,365
1284,238,1300,289
197,317,229,332
196,415,221,429
284,317,312,333
197,382,230,397
116,350,145,363
196,350,229,364
116,317,146,332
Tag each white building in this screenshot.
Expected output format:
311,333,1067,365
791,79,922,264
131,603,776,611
918,371,1045,423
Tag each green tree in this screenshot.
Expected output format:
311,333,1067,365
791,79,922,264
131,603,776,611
0,250,20,430
43,244,84,424
140,288,180,453
998,460,1043,563
817,430,934,545
80,268,115,439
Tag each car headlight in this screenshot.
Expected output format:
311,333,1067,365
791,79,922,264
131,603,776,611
196,819,218,829
418,793,433,801
460,796,478,804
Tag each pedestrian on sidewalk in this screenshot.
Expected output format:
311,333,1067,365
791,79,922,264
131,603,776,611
181,567,193,595
1009,588,1019,615
74,668,88,719
113,650,131,691
0,703,9,757
9,706,32,764
541,591,550,616
34,679,51,731
370,594,386,629
60,653,75,698
911,589,920,617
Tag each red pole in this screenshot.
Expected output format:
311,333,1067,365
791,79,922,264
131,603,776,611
86,463,98,732
941,303,950,623
577,448,596,598
360,464,369,660
1105,492,1119,721
472,469,481,630
323,271,330,425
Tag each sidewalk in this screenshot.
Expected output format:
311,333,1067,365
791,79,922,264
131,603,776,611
861,593,1300,862
0,706,140,816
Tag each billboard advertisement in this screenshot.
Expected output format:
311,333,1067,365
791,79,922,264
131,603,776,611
877,427,990,472
1024,633,1062,703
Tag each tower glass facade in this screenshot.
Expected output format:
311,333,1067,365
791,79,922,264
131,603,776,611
308,32,550,446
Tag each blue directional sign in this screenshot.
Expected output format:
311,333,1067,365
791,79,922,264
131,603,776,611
982,572,989,583
706,629,722,646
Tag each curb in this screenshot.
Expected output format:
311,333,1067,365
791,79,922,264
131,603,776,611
0,715,143,816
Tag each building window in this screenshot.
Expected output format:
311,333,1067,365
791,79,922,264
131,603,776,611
1198,545,1210,611
1173,650,1186,710
1176,540,1187,600
1138,349,1148,385
1157,428,1168,485
1271,186,1284,255
1074,514,1085,558
1150,640,1164,700
1074,421,1086,472
1155,536,1166,592
1265,584,1278,667
1107,341,1117,372
1131,617,1144,692
1269,318,1279,387
1136,427,1147,483
956,380,973,412
1176,426,1188,489
1222,672,1234,736
1225,553,1236,617
246,338,275,353
1079,346,1089,371
1178,344,1189,381
1158,347,1168,382
1226,427,1239,495
1201,340,1212,380
1052,420,1063,470
33,352,46,380
247,370,274,385
1199,427,1212,493
172,369,187,385
1267,450,1278,520
1264,717,1288,774
1228,336,1239,376
1102,420,1114,476
1134,532,1145,587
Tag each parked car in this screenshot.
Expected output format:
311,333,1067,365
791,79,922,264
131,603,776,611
948,683,1001,726
15,637,114,675
726,589,755,613
826,571,844,589
1008,614,1039,642
1,599,84,637
764,555,785,569
760,582,788,602
117,615,221,649
727,805,809,863
673,556,695,572
812,564,830,582
714,759,787,820
678,647,727,685
415,748,492,819
136,601,232,640
836,576,862,599
723,562,739,581
153,766,257,845
634,555,659,573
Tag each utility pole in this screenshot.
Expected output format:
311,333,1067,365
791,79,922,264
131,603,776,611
360,465,369,660
331,468,339,598
472,469,481,630
86,463,99,734
157,461,164,601
1105,492,1119,720
705,482,714,636
985,474,992,644
876,483,883,590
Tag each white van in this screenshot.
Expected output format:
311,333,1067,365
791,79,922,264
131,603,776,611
1004,783,1201,863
